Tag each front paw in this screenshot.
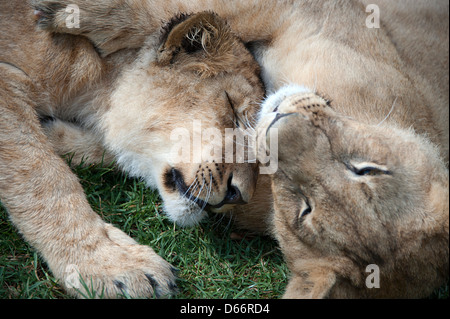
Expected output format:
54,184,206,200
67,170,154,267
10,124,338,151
59,225,178,299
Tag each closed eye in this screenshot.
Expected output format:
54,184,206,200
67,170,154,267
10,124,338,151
297,198,313,224
348,162,391,176
225,91,240,128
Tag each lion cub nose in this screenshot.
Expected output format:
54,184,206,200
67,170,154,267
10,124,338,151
221,174,246,206
223,184,245,205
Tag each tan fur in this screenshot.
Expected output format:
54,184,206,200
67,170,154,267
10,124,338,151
249,0,448,298
30,0,447,158
101,0,448,298
181,0,448,298
1,2,264,298
258,92,448,298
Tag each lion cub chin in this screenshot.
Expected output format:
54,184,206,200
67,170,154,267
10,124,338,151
257,85,449,299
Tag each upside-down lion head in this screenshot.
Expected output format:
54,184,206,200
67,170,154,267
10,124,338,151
257,85,449,298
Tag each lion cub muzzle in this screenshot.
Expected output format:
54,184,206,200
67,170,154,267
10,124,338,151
163,165,253,212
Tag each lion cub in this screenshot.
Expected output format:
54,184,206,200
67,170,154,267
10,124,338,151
0,1,264,298
257,86,448,298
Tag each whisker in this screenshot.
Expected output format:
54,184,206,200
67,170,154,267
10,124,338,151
224,210,234,232
211,211,229,231
244,112,257,132
183,177,199,198
201,173,213,211
195,179,206,200
377,97,398,127
189,179,204,203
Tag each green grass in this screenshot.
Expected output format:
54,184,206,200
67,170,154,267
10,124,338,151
0,161,288,299
0,160,447,299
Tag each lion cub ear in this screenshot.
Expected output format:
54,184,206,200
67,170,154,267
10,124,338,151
156,11,236,77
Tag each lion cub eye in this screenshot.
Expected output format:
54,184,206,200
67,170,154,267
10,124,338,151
298,200,312,220
225,91,240,128
348,162,391,176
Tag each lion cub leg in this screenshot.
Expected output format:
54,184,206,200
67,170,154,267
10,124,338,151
41,118,115,166
33,0,162,57
0,66,177,298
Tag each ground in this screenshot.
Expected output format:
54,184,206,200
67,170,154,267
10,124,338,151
0,159,288,299
0,158,447,299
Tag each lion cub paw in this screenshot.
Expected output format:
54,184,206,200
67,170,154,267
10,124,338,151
61,225,178,299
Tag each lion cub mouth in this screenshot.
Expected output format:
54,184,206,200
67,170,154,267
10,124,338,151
164,168,245,212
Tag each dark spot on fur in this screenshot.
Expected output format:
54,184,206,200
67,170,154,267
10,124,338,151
159,13,193,46
170,266,180,276
38,115,55,126
145,274,162,298
163,168,185,192
114,280,126,291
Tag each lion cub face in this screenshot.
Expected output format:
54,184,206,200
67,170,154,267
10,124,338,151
258,85,449,298
101,13,264,226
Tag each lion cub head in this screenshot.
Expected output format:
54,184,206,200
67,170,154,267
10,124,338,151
100,12,264,227
257,85,449,298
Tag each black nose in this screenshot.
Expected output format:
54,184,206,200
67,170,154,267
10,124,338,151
223,184,243,205
220,174,246,206
208,174,249,209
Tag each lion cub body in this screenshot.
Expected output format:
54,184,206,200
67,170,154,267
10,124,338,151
150,0,448,298
1,0,448,299
1,1,264,298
